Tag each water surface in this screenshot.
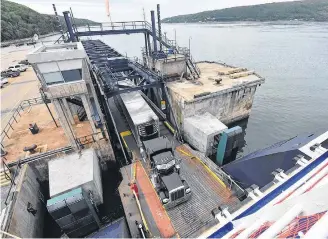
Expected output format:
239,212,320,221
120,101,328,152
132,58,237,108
87,22,328,154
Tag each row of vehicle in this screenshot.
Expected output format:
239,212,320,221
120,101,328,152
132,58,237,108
1,60,30,88
1,60,30,79
117,80,191,209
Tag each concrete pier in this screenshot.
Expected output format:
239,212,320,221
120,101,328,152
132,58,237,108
167,61,265,130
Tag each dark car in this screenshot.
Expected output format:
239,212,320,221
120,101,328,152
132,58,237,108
18,59,30,65
1,70,20,78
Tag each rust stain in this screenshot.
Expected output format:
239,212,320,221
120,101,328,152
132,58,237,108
136,161,176,238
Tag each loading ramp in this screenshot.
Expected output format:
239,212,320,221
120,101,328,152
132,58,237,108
107,90,241,237
82,39,241,237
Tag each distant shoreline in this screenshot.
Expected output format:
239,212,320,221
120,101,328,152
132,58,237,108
0,32,59,47
163,20,328,24
162,1,328,24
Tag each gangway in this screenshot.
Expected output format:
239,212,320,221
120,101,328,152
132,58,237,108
77,21,200,78
58,4,201,78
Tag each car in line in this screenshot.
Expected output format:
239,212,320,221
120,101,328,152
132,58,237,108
8,64,28,72
1,76,9,88
1,70,20,78
18,59,30,65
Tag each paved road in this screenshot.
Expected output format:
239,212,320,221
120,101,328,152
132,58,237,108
1,45,41,129
1,68,40,129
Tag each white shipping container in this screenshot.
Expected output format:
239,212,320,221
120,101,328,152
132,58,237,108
48,148,103,205
183,112,227,156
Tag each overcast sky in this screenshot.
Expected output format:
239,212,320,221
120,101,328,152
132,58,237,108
10,0,297,22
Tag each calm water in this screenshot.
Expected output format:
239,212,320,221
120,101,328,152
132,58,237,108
86,22,328,154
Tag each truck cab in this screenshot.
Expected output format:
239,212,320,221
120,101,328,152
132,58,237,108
143,136,191,208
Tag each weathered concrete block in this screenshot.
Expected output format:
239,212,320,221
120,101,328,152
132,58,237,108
148,55,187,77
48,149,103,205
184,113,227,156
167,62,264,128
7,165,45,238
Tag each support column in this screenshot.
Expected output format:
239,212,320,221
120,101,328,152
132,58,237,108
52,99,78,148
81,94,97,134
150,11,157,53
147,33,152,56
157,4,163,51
83,60,106,132
63,11,76,42
144,32,149,56
62,98,75,125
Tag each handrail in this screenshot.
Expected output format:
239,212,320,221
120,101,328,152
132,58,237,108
78,20,200,78
0,158,13,183
54,34,66,44
1,97,46,148
75,131,106,147
4,158,21,206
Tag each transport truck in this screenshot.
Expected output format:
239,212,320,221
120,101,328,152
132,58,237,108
143,136,191,208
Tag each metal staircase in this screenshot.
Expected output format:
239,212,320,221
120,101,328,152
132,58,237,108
143,22,201,79
66,98,87,121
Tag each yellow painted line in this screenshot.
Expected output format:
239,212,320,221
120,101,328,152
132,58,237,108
193,156,227,188
0,230,21,239
120,131,132,150
120,130,132,137
133,190,152,237
177,148,193,158
139,163,179,237
132,162,137,181
177,146,226,188
121,137,129,150
164,121,175,134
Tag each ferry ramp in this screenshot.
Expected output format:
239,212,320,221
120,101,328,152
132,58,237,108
109,91,240,238
167,145,240,237
129,144,241,238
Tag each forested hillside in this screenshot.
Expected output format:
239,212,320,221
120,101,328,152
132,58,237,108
1,0,99,41
163,0,328,23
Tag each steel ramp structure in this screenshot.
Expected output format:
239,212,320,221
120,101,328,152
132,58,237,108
81,39,241,237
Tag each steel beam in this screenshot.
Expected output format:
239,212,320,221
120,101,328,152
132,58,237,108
105,82,161,98
144,32,148,56
63,11,76,42
150,11,158,53
128,62,160,83
76,29,147,37
157,4,162,51
147,33,152,54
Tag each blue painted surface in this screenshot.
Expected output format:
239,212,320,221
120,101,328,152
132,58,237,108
89,218,128,238
209,151,328,238
47,187,82,206
217,132,227,165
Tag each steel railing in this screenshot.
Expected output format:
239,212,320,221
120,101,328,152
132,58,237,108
78,21,200,76
3,158,21,206
75,131,106,147
1,97,47,149
0,159,14,184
